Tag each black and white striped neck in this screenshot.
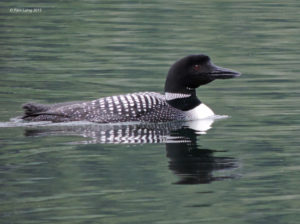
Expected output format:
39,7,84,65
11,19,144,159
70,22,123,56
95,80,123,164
165,90,201,111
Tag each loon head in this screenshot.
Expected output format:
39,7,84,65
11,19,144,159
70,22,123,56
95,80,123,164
164,54,241,93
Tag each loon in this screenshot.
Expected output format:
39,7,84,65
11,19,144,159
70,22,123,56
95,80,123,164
21,54,241,123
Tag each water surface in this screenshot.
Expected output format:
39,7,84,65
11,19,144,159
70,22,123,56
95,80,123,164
1,0,300,223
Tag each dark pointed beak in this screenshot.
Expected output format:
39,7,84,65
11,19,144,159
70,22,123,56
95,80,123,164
209,63,241,79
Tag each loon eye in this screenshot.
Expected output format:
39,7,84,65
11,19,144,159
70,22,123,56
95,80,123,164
193,64,200,71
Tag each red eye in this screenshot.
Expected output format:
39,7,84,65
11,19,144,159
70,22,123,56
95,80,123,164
193,64,200,70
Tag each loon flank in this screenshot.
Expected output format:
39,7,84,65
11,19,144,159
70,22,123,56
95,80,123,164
22,54,241,123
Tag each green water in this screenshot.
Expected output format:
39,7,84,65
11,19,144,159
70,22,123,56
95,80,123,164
1,0,300,223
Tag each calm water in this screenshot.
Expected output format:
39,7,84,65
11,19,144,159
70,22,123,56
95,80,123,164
1,0,300,223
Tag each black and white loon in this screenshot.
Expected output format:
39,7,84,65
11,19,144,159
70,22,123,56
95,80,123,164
22,54,241,123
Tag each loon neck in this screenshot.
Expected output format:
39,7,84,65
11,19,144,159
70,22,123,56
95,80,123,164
165,89,201,111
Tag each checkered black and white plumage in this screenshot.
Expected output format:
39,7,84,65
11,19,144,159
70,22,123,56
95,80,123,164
23,92,186,123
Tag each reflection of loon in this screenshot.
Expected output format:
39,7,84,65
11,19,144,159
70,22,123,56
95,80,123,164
24,119,215,144
22,54,240,123
25,120,238,184
166,128,237,184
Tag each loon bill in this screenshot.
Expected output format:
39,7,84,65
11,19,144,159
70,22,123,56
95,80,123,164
21,54,241,123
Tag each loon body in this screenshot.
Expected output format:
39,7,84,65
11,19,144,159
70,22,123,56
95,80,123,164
22,54,240,123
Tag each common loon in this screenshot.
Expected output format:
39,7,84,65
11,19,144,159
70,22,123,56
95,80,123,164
22,54,241,123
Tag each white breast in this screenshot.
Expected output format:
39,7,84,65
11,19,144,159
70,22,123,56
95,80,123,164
184,103,215,120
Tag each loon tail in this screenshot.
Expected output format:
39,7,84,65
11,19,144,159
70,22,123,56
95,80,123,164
22,102,50,118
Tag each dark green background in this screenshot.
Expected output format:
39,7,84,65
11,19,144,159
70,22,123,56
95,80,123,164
1,1,300,223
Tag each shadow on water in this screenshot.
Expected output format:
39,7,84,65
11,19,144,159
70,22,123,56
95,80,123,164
21,118,238,184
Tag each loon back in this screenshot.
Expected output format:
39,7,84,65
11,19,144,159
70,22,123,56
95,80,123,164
21,54,241,123
22,92,185,123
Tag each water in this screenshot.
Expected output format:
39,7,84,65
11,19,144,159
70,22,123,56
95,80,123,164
1,0,300,223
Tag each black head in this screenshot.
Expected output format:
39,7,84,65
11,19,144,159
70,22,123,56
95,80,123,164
164,54,241,93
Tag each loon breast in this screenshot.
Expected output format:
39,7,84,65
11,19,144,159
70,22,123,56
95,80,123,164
184,103,215,120
165,92,215,120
